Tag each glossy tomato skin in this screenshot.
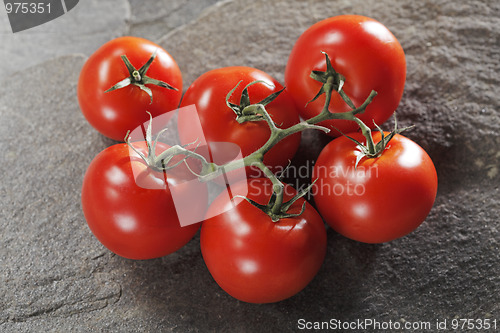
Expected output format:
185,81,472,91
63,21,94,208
201,178,326,303
313,132,437,243
78,37,182,141
178,67,301,176
81,142,206,259
285,15,406,136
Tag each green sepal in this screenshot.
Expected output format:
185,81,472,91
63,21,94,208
125,112,190,172
104,51,178,104
225,80,285,124
235,180,315,222
307,52,361,110
236,196,270,213
257,86,285,106
281,180,316,213
344,113,415,169
138,49,157,77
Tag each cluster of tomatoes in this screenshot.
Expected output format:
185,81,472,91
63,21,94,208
77,15,438,303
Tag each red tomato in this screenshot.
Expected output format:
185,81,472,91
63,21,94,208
178,67,301,176
312,132,438,243
200,178,326,303
78,36,182,141
81,141,206,259
285,15,406,136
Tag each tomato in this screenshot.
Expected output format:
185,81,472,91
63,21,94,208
200,178,326,303
78,36,182,141
178,66,301,176
81,141,206,259
312,132,438,243
285,15,406,136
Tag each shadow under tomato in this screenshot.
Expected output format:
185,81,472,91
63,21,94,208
278,228,381,314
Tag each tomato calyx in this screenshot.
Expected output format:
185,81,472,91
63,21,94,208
236,181,316,222
125,112,203,172
304,53,378,126
225,80,285,124
308,52,361,112
345,114,415,168
105,50,178,103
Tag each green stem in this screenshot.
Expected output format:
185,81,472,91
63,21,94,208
152,53,382,220
178,85,377,181
132,70,142,82
154,144,208,166
352,118,376,155
255,161,284,215
307,75,336,123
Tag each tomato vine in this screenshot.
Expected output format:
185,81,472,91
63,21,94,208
130,52,388,221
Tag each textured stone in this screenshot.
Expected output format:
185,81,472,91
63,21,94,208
128,0,221,41
0,0,221,75
0,0,130,76
0,55,120,324
0,0,499,331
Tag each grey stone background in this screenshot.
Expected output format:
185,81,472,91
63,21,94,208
0,0,498,332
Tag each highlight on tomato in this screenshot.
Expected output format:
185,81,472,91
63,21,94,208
285,15,406,136
77,36,182,141
200,178,327,303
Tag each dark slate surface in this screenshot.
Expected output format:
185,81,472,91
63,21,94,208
0,0,498,332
